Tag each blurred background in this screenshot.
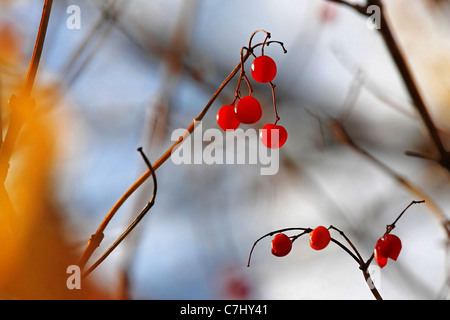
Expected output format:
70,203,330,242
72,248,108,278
1,0,450,299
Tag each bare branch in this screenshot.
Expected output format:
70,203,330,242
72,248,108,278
82,148,158,279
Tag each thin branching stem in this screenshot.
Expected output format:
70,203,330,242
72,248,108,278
82,148,158,279
269,82,280,124
247,225,383,299
329,225,364,264
22,0,53,98
247,201,426,300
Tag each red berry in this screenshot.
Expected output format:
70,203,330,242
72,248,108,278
251,55,277,83
374,234,402,268
271,233,292,257
234,96,262,124
260,124,288,149
309,226,331,250
217,105,240,131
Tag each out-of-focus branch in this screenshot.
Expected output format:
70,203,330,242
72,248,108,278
327,0,369,15
0,0,53,210
327,0,450,171
327,119,450,237
22,0,53,98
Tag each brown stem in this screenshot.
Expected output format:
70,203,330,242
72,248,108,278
329,225,364,263
269,82,280,124
82,148,158,279
362,268,383,300
232,47,253,104
23,0,54,98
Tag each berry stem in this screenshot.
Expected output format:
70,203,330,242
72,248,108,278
248,29,271,50
327,226,383,300
388,200,425,232
261,32,271,56
290,230,310,243
329,225,364,264
269,82,280,124
329,237,361,265
232,46,255,105
247,227,312,267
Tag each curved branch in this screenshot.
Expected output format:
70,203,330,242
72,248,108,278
82,148,158,279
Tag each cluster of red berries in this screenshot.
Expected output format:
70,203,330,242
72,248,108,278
216,54,288,149
271,226,402,269
271,226,331,257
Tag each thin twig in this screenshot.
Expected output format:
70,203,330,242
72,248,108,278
329,225,364,264
269,82,280,124
328,226,383,300
22,0,53,98
82,148,157,279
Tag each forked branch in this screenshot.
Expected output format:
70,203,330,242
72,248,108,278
247,200,425,300
82,147,158,279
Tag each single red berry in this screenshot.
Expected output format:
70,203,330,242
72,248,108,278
234,96,262,124
309,226,331,250
374,234,402,268
217,104,240,131
271,233,292,257
251,55,277,83
260,124,288,149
